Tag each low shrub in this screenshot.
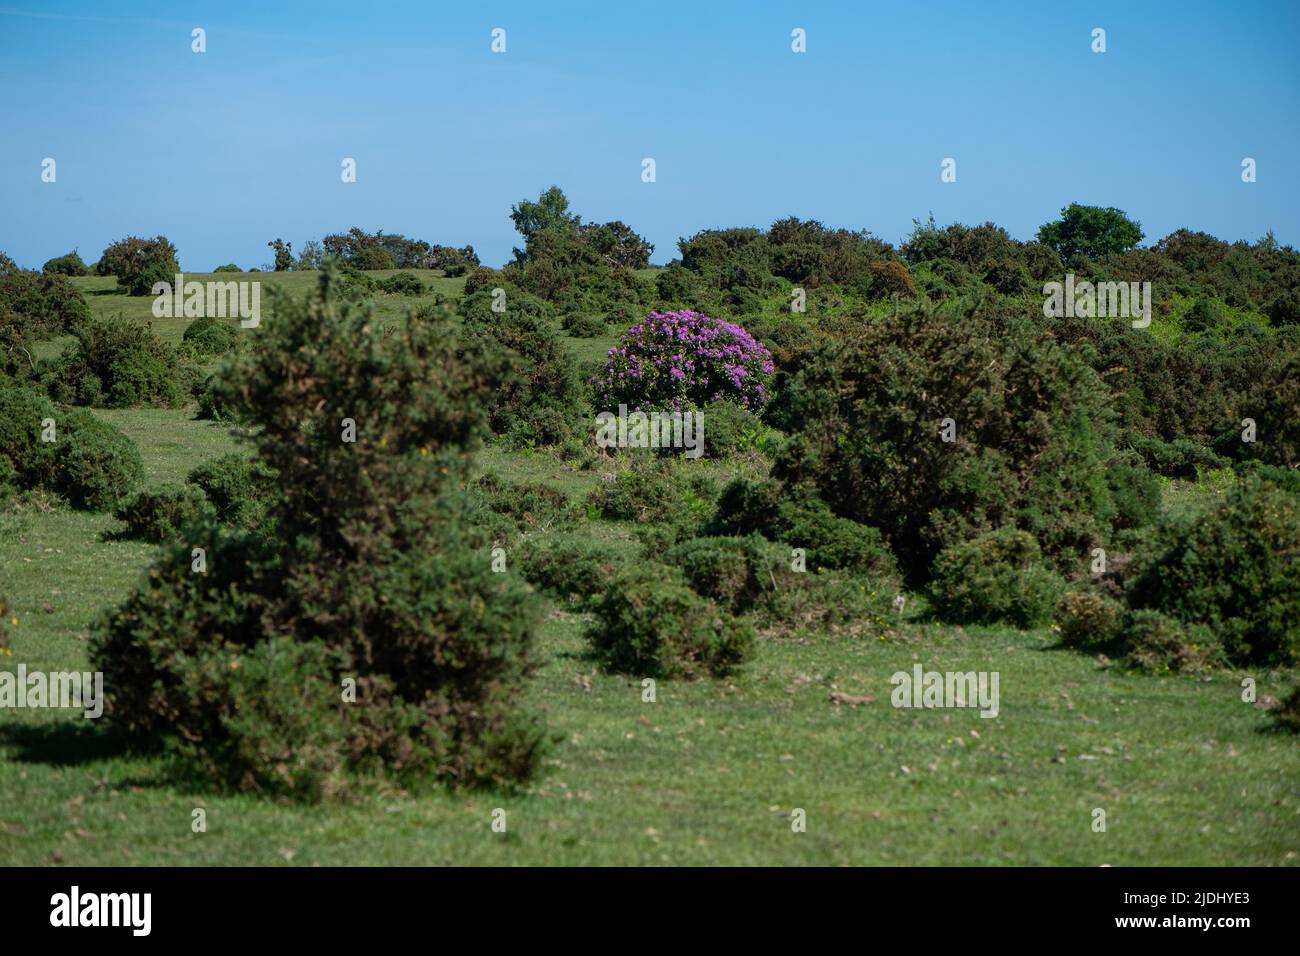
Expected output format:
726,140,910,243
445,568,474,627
1118,609,1220,673
115,483,210,541
186,453,275,529
42,251,89,276
44,319,187,408
516,534,620,606
665,534,785,614
56,409,144,510
474,473,575,530
1055,590,1123,649
562,313,606,337
377,272,425,295
929,529,1065,628
1125,476,1300,666
585,563,753,678
586,458,718,526
706,478,898,579
181,317,239,357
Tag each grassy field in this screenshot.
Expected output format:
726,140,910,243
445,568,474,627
1,275,1297,866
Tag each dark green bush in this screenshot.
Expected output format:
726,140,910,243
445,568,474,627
186,453,274,529
706,478,898,579
115,483,209,541
665,534,785,614
698,399,768,458
1056,590,1124,649
1118,609,1220,673
181,317,239,357
42,251,89,276
516,534,620,606
474,472,575,530
92,268,548,797
96,236,179,296
457,286,583,445
776,301,1117,579
213,264,241,273
929,528,1065,628
586,458,718,526
56,409,144,510
0,383,59,489
1125,476,1300,666
561,312,606,337
44,319,187,408
377,272,425,295
585,563,753,678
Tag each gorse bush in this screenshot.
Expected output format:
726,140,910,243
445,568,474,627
776,300,1118,580
0,384,142,510
96,236,179,296
54,409,145,511
42,250,89,276
585,563,753,679
114,483,209,542
474,472,576,530
91,268,548,798
376,272,425,295
591,310,775,412
181,317,239,357
457,286,584,445
928,528,1065,628
706,478,898,579
516,534,620,607
43,319,187,407
1124,476,1300,666
185,454,275,529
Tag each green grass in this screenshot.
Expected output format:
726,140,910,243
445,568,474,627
1,404,1297,866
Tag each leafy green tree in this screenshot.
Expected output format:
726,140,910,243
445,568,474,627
268,238,293,272
1037,203,1143,263
510,186,580,259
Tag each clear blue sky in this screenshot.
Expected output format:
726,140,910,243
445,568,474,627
2,0,1297,270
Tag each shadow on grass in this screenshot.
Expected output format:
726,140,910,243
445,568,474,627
0,719,132,767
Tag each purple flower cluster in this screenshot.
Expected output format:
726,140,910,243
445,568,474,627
591,310,775,411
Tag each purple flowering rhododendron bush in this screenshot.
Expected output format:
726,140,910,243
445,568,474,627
592,310,775,411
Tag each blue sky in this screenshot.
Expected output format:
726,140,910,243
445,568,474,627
1,0,1297,269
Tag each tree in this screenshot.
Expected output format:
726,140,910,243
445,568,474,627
510,186,580,259
268,238,293,272
1037,203,1143,264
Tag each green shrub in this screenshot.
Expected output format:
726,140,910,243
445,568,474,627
1118,610,1220,673
1056,590,1123,649
186,453,274,529
586,458,718,526
0,383,59,489
42,251,89,276
585,564,753,678
929,529,1065,628
213,264,241,273
707,478,898,579
561,312,606,337
1125,476,1300,666
1106,459,1162,530
97,236,179,296
377,272,425,295
665,534,786,614
474,472,575,530
516,534,620,606
91,269,548,797
1272,687,1300,734
115,484,209,542
181,317,239,357
56,409,144,510
44,319,186,407
698,399,769,458
776,301,1117,579
457,286,583,445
